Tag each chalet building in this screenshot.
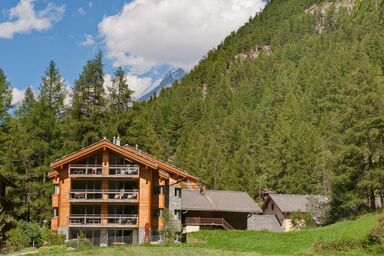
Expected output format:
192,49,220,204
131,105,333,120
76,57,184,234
48,139,198,246
0,173,16,212
262,194,328,231
181,189,262,232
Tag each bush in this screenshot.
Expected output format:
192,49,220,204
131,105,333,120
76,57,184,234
19,222,43,247
65,238,91,249
38,245,67,254
291,212,316,230
41,228,65,246
5,227,30,251
313,238,364,252
368,217,384,244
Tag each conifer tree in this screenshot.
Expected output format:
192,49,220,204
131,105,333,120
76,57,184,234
0,68,12,125
109,67,133,114
70,50,106,146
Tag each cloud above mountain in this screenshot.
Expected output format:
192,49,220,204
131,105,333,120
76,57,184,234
99,0,265,74
0,0,65,39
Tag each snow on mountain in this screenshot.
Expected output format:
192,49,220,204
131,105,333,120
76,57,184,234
138,68,185,101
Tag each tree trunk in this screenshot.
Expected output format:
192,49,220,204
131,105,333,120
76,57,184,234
370,190,376,210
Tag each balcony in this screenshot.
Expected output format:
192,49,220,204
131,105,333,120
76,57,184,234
69,164,103,177
68,164,139,178
109,165,139,177
69,214,138,227
69,189,139,203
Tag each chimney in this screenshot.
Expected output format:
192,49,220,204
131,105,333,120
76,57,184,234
116,136,121,146
135,144,139,150
113,136,116,144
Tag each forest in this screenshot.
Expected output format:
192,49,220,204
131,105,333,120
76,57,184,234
0,0,383,228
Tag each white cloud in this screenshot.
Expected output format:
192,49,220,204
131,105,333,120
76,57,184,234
0,0,65,39
12,87,26,105
77,7,86,16
99,0,265,73
104,73,152,99
81,34,95,46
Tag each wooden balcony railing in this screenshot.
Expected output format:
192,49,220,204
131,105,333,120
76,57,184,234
69,214,138,227
69,189,139,202
68,164,140,177
185,217,235,230
109,165,139,177
69,164,103,176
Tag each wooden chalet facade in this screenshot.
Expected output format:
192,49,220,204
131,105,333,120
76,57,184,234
48,139,198,246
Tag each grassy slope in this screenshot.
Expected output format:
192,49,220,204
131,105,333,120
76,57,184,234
39,213,382,256
188,213,381,255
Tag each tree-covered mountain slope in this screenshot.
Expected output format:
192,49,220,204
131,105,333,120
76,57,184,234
135,0,384,218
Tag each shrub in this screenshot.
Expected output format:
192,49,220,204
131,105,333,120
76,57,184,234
159,209,178,243
368,217,384,244
65,238,91,249
5,227,30,251
313,238,364,252
38,245,67,254
19,221,43,247
41,228,65,246
291,212,316,230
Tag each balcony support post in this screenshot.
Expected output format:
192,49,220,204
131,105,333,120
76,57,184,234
102,149,109,176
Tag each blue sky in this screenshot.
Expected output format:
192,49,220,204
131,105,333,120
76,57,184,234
0,0,265,103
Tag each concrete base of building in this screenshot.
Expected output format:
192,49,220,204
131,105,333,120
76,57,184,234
100,229,108,247
185,225,200,233
138,227,150,244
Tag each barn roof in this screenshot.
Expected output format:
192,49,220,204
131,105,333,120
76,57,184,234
247,215,283,232
181,189,262,213
266,194,329,213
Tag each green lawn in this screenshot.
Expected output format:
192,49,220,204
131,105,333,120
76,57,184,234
37,213,383,256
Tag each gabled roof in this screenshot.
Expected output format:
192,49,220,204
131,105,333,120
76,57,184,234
264,194,329,213
181,189,262,213
50,139,198,182
247,215,283,232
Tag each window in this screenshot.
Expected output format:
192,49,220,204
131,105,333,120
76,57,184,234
53,207,59,218
271,203,275,211
153,186,165,195
153,208,163,218
54,184,60,195
174,210,181,220
175,188,182,198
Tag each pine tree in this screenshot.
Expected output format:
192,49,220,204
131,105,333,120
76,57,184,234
0,68,12,125
109,67,133,114
70,50,106,146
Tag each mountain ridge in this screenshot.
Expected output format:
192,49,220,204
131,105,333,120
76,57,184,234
138,68,185,101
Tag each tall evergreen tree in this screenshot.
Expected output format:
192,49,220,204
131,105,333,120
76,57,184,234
0,68,12,125
70,50,106,147
109,67,133,114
